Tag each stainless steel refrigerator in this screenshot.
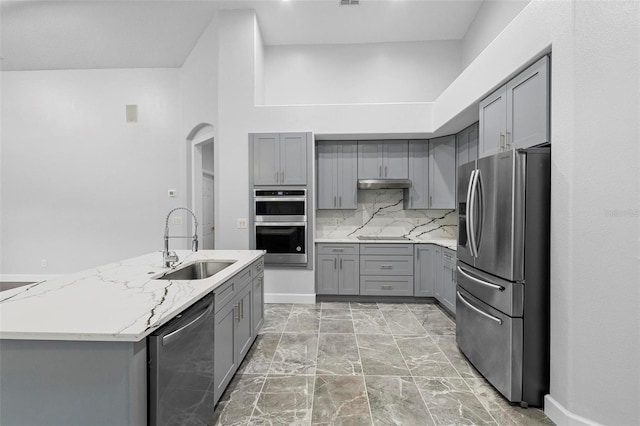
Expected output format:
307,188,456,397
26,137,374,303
456,147,550,407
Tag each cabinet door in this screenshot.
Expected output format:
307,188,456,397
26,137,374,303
316,254,339,295
337,142,358,209
414,244,436,297
338,254,359,295
479,86,507,159
237,285,253,361
214,300,238,402
407,140,429,209
507,56,549,150
441,261,457,316
252,275,264,335
468,122,479,162
382,141,409,179
357,142,383,179
280,133,307,185
456,127,469,167
433,246,443,300
317,142,338,209
429,135,456,209
253,133,280,185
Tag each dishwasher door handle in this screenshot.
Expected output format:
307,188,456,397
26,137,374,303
162,299,214,346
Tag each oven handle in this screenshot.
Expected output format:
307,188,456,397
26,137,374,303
255,222,307,227
254,197,307,202
456,291,502,325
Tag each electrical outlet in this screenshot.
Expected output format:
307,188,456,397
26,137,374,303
334,218,341,225
168,189,177,197
41,259,47,268
237,218,248,229
172,217,183,225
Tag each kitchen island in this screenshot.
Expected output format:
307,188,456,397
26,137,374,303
0,249,264,426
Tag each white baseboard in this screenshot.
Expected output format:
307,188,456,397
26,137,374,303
0,274,62,282
264,293,316,304
545,395,603,426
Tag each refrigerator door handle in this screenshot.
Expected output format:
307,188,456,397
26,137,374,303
457,291,503,324
457,265,505,291
469,169,480,257
466,170,476,257
474,169,484,254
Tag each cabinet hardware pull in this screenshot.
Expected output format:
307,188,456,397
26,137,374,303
385,166,388,177
429,196,433,207
379,165,382,177
505,131,511,149
332,248,344,252
452,269,454,281
417,248,419,260
339,196,342,207
240,298,244,319
381,285,393,290
334,196,337,207
340,258,343,269
380,265,393,269
499,132,505,150
334,258,337,269
237,302,241,322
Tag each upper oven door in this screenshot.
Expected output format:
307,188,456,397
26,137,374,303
254,190,306,222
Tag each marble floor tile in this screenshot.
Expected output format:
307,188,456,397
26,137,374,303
412,310,456,336
352,309,392,335
394,335,461,378
357,334,410,376
464,377,553,426
321,301,351,309
237,333,280,375
311,375,371,425
319,317,354,334
212,374,265,426
406,302,442,313
284,308,320,333
350,301,379,310
321,309,353,319
376,302,411,312
252,375,314,425
413,377,497,426
431,335,482,379
269,333,318,375
316,333,362,376
381,309,427,335
365,375,434,426
259,308,290,334
265,303,294,312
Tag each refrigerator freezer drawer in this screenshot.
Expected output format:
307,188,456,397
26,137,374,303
456,262,524,317
456,287,523,403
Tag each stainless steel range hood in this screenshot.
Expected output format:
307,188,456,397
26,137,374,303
357,179,412,189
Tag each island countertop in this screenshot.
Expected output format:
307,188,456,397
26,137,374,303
0,250,264,342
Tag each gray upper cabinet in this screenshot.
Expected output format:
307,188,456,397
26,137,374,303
414,244,438,297
479,55,549,158
357,141,408,179
317,141,357,209
456,122,479,167
429,135,456,209
405,140,429,209
252,132,308,185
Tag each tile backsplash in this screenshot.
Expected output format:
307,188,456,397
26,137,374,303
316,189,457,239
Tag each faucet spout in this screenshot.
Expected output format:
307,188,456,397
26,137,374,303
163,207,199,267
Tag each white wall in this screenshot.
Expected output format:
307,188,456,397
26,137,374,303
264,40,461,105
461,0,530,69
0,69,183,275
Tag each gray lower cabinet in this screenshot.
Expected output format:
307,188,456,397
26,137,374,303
317,141,357,209
316,244,359,295
213,259,262,404
252,132,308,185
432,246,444,301
359,244,414,296
414,244,438,297
439,248,457,316
479,55,549,158
357,140,409,179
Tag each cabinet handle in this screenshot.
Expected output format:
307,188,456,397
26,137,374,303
334,258,337,269
385,166,388,177
340,258,343,269
339,196,342,207
332,248,344,252
499,132,505,150
381,285,393,290
452,269,454,281
334,196,337,207
380,265,393,269
429,196,433,207
240,298,244,319
236,302,241,322
417,248,420,260
505,131,511,149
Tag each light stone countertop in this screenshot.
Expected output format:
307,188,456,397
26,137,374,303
315,236,457,251
0,250,264,342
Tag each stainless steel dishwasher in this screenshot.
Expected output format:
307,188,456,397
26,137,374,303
148,293,215,426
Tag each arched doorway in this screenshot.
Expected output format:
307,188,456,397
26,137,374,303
186,123,215,249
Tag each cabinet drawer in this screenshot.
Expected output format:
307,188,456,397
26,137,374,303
360,276,413,296
316,243,359,255
252,258,264,276
360,255,413,276
442,248,457,265
214,267,253,313
359,243,413,256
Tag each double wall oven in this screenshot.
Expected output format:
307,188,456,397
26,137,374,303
254,189,307,266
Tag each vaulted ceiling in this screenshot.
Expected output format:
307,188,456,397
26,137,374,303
1,0,484,71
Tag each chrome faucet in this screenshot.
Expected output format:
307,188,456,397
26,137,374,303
163,207,199,267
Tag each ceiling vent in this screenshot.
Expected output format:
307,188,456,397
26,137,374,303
340,0,359,5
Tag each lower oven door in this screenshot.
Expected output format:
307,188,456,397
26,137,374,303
456,286,523,403
255,223,307,265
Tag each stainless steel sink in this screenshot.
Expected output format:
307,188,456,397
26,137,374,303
156,260,236,280
356,235,410,241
